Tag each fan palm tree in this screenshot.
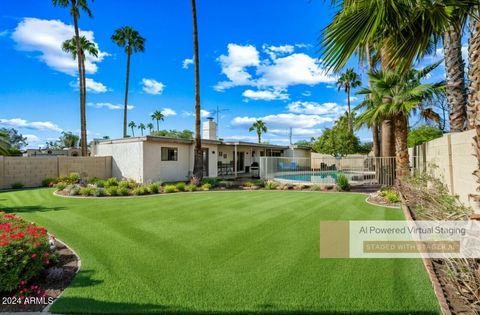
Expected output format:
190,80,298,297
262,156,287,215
191,0,203,180
111,27,146,138
249,120,268,144
62,35,98,156
337,68,361,132
52,0,93,156
0,132,9,155
468,10,480,129
128,121,137,137
150,111,164,131
357,63,445,179
138,123,146,136
147,123,154,134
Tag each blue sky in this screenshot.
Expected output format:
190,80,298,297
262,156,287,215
0,1,446,148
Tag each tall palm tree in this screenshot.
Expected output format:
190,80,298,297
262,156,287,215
111,27,146,138
191,0,203,180
147,123,154,134
0,132,9,155
150,111,164,131
337,68,361,132
128,121,137,137
52,0,93,156
249,120,268,144
357,63,445,179
138,123,146,136
468,10,480,129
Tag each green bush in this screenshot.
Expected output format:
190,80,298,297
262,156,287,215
93,188,106,197
11,182,24,189
88,176,101,184
265,180,279,190
105,177,119,188
201,178,218,187
0,212,53,292
163,185,177,193
67,185,80,196
131,186,149,196
95,180,106,188
175,182,186,191
79,186,95,196
118,187,130,196
127,179,138,189
243,181,255,187
42,177,58,187
310,185,323,191
118,181,130,189
55,182,67,191
185,184,197,192
336,174,350,191
384,190,400,203
201,183,212,191
67,172,80,183
253,179,265,187
105,186,118,196
147,183,161,194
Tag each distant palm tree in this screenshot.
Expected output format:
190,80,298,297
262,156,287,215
111,26,146,138
128,121,137,137
0,132,9,155
337,68,361,132
191,0,203,180
52,0,93,156
138,123,146,136
151,111,164,131
147,123,154,134
249,120,267,143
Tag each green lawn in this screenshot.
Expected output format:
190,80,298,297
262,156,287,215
1,189,439,314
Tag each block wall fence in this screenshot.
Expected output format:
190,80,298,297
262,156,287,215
0,156,112,189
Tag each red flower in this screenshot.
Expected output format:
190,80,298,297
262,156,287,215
31,253,37,259
0,240,10,246
43,252,49,257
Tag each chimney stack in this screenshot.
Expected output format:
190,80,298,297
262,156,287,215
202,117,217,140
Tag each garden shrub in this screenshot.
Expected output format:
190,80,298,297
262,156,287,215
201,183,212,191
175,182,186,191
55,182,67,191
126,179,138,189
310,185,322,191
336,174,350,191
164,185,177,193
105,186,118,196
132,186,148,196
147,183,161,194
88,177,101,184
185,184,197,192
66,185,80,196
118,181,130,189
95,180,106,188
265,180,279,190
42,177,58,187
190,176,201,186
201,178,218,187
253,179,265,187
11,182,24,189
243,181,255,187
93,188,106,197
105,177,119,188
117,187,130,196
79,186,95,196
384,190,400,203
0,212,53,293
67,172,80,183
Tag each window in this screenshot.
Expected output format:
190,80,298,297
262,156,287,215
161,147,178,161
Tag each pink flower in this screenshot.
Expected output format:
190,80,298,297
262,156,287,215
31,253,37,259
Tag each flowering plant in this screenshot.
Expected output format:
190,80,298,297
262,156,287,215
0,212,53,292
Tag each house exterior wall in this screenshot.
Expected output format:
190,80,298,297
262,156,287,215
143,141,192,183
188,142,219,178
93,140,144,182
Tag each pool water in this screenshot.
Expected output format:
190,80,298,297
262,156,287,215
275,171,343,183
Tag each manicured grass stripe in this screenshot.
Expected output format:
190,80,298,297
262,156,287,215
0,189,440,314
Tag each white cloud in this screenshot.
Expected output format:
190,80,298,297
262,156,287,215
348,96,359,103
11,18,109,76
302,90,312,97
24,134,40,143
242,88,289,101
70,78,109,93
181,109,210,118
269,128,322,137
87,102,134,110
287,101,346,117
182,57,194,69
201,109,211,117
262,44,295,59
141,78,165,95
161,108,176,116
231,113,333,129
0,118,62,132
214,43,260,91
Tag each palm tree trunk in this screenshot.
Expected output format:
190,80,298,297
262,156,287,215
347,86,352,132
131,128,134,137
72,15,88,156
444,24,467,132
372,124,380,157
380,46,395,158
394,113,409,179
468,14,480,130
258,132,261,144
191,0,203,180
123,50,131,138
156,120,159,131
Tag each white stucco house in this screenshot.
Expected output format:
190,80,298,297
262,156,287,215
91,118,311,183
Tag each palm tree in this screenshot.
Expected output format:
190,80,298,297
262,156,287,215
0,132,9,155
147,123,154,134
357,63,445,179
191,0,203,180
150,111,164,131
138,123,146,136
249,120,268,144
52,0,93,156
128,121,137,137
337,68,361,132
111,27,146,138
468,10,480,129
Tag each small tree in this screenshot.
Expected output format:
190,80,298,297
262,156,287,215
407,125,443,148
147,123,154,134
138,123,146,136
151,111,164,131
249,120,267,143
128,121,137,136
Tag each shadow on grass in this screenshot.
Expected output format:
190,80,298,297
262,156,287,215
68,269,104,289
1,205,66,213
50,297,439,315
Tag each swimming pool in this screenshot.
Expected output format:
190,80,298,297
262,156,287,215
274,171,373,184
